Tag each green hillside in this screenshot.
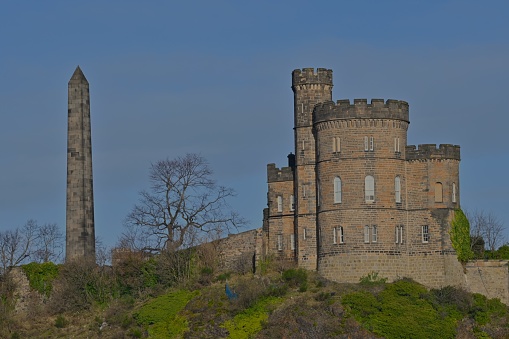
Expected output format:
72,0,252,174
1,258,508,338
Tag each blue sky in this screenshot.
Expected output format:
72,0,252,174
1,1,508,250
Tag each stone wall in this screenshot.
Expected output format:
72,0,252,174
466,260,509,304
215,228,263,272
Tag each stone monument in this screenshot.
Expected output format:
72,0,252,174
66,66,95,262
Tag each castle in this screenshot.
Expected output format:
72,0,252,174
261,67,466,287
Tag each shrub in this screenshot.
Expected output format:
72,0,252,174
343,279,458,339
54,315,67,328
282,268,308,289
359,271,387,286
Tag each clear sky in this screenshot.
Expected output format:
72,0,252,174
1,1,508,250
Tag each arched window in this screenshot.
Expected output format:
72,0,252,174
452,183,457,203
334,177,342,203
395,176,401,203
435,182,443,203
365,175,375,202
277,195,283,212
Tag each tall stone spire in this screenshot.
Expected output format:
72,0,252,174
66,66,95,262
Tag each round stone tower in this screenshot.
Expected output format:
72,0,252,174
291,68,333,270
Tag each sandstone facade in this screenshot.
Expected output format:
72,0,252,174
263,68,464,287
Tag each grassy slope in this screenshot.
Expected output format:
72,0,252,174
5,270,509,339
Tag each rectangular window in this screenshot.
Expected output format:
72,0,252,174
277,195,283,212
364,136,369,151
364,225,370,243
395,225,404,244
333,227,337,244
372,225,377,243
302,184,307,198
334,177,342,204
435,182,443,203
339,226,344,244
303,228,307,240
395,176,401,203
452,183,457,203
290,195,295,211
290,234,295,250
370,137,374,151
365,176,375,202
277,234,283,250
422,225,429,243
332,137,341,153
394,137,400,152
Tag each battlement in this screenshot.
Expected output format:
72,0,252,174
313,99,409,123
267,164,294,182
292,68,333,87
406,144,460,161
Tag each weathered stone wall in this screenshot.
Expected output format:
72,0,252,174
215,228,263,272
466,260,509,304
265,164,296,260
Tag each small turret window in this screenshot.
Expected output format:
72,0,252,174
364,136,374,151
395,176,401,203
452,183,457,203
332,137,341,153
394,137,400,153
333,226,344,244
395,225,404,244
435,182,443,203
422,225,429,243
365,176,375,202
334,177,342,203
277,195,283,212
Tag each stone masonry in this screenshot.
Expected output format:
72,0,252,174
263,68,465,288
66,66,96,262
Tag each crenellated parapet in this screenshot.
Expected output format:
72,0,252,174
267,164,294,182
292,68,333,88
313,99,409,123
406,144,460,161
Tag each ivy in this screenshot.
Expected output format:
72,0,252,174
449,209,474,262
21,262,59,297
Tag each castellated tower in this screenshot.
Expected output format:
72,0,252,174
263,68,465,288
66,66,96,262
292,68,333,270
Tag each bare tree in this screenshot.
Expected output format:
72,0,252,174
468,210,505,252
122,154,245,253
0,220,38,274
32,223,63,263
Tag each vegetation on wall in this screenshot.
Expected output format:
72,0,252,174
21,262,59,297
450,209,474,262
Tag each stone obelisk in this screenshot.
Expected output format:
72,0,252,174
66,66,95,262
